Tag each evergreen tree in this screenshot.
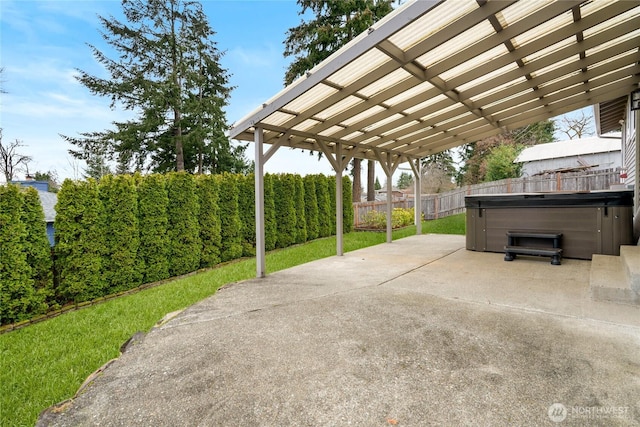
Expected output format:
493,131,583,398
264,173,277,251
197,174,222,266
65,0,248,174
215,173,243,261
274,174,297,248
303,175,319,240
100,175,142,293
237,173,256,256
137,173,170,283
315,174,332,237
293,174,307,244
54,179,106,303
342,175,354,233
0,185,36,323
283,0,394,201
166,172,201,275
20,187,53,310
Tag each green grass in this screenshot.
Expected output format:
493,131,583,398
1,214,464,427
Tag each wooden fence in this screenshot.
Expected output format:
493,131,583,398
353,168,622,224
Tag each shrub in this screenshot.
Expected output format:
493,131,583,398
100,175,142,293
166,172,201,276
264,173,277,251
20,187,53,310
54,179,106,303
216,173,243,262
137,173,170,283
196,174,223,267
362,207,415,229
293,175,307,244
315,174,332,238
327,175,337,234
273,174,297,248
0,185,37,323
237,173,256,256
342,175,354,233
303,175,319,240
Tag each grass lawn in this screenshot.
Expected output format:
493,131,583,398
1,214,465,426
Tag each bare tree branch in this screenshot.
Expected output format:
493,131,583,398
0,132,33,182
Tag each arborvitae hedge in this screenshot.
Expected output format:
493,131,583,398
274,174,297,248
166,172,201,276
303,175,319,241
0,185,37,323
342,175,354,233
263,173,277,251
315,174,332,238
196,174,222,268
21,187,53,310
100,175,142,294
216,173,243,262
293,175,307,244
137,173,170,283
327,175,337,234
237,174,256,256
54,179,106,303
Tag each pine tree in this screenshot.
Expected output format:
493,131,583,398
65,0,248,174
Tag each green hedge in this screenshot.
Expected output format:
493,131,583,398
216,173,243,262
100,175,142,294
137,174,170,283
54,179,106,303
21,187,53,309
2,171,360,325
166,172,201,276
197,174,222,268
0,185,39,323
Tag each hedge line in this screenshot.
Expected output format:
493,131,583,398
0,172,352,325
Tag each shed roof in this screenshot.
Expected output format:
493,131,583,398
515,136,621,163
229,0,640,164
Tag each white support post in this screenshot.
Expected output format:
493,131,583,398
635,107,640,241
414,159,422,235
254,127,266,278
336,145,344,256
386,152,393,244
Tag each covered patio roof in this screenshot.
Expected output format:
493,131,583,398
228,0,640,278
229,0,640,163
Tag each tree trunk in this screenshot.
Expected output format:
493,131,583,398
367,160,375,201
352,158,361,202
174,111,185,172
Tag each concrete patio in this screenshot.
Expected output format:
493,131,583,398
39,234,640,426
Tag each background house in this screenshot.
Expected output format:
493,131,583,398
515,136,622,177
11,180,57,246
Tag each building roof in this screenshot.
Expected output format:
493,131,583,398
37,190,57,223
515,136,621,163
229,0,640,164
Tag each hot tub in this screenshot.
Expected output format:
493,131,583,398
465,190,634,259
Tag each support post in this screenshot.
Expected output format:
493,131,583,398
414,159,422,235
336,150,344,256
254,127,266,278
386,153,393,244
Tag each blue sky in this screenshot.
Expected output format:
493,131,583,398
1,0,596,184
1,0,339,181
